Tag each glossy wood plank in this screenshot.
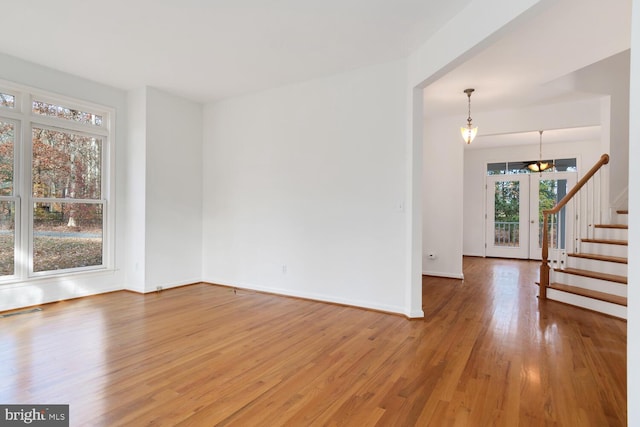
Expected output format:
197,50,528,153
0,257,626,426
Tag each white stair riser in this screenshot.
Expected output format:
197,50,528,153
615,213,628,226
579,241,628,258
566,257,628,276
546,288,627,319
593,227,628,240
551,271,627,296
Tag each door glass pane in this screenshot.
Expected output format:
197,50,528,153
538,179,569,249
507,161,530,174
0,200,15,276
33,202,103,272
494,181,520,247
487,162,506,175
554,158,577,172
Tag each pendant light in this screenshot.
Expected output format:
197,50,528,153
527,130,552,172
460,88,478,144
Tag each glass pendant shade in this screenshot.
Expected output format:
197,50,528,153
461,125,478,144
461,88,477,144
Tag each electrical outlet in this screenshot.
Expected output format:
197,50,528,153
156,286,163,293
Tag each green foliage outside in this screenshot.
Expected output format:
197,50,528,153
537,180,559,222
493,179,562,246
494,181,520,222
494,179,560,223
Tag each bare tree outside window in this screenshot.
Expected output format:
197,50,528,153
0,121,14,275
32,127,104,273
33,100,102,126
0,93,15,109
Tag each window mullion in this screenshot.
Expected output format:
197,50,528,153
33,198,105,204
18,110,31,279
30,116,108,137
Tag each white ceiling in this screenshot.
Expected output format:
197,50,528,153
1,0,473,103
423,0,631,117
470,125,601,150
1,0,631,142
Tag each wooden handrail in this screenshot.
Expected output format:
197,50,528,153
542,154,609,216
539,153,609,299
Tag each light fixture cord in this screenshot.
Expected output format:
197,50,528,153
538,130,544,174
539,130,543,160
467,93,472,126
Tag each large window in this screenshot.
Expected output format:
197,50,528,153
0,84,112,280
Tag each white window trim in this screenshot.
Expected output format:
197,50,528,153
0,79,115,283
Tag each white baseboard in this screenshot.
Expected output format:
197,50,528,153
0,270,123,312
422,270,464,279
463,252,484,257
203,277,409,317
144,277,202,293
405,308,425,319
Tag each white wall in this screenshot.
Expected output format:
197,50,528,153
0,53,128,311
125,87,147,292
462,98,604,137
202,60,410,314
125,87,203,293
200,0,544,316
627,0,639,424
572,51,630,205
144,88,203,291
422,115,464,278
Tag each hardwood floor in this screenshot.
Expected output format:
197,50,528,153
0,257,626,426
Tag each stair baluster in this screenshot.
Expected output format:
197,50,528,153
540,154,610,299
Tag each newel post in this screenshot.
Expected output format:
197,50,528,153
539,214,549,299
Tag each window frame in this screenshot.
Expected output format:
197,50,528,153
0,116,21,280
0,79,115,282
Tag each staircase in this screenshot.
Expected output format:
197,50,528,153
538,154,628,319
546,209,628,319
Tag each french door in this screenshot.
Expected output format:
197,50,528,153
486,175,530,259
529,172,577,260
486,172,577,260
